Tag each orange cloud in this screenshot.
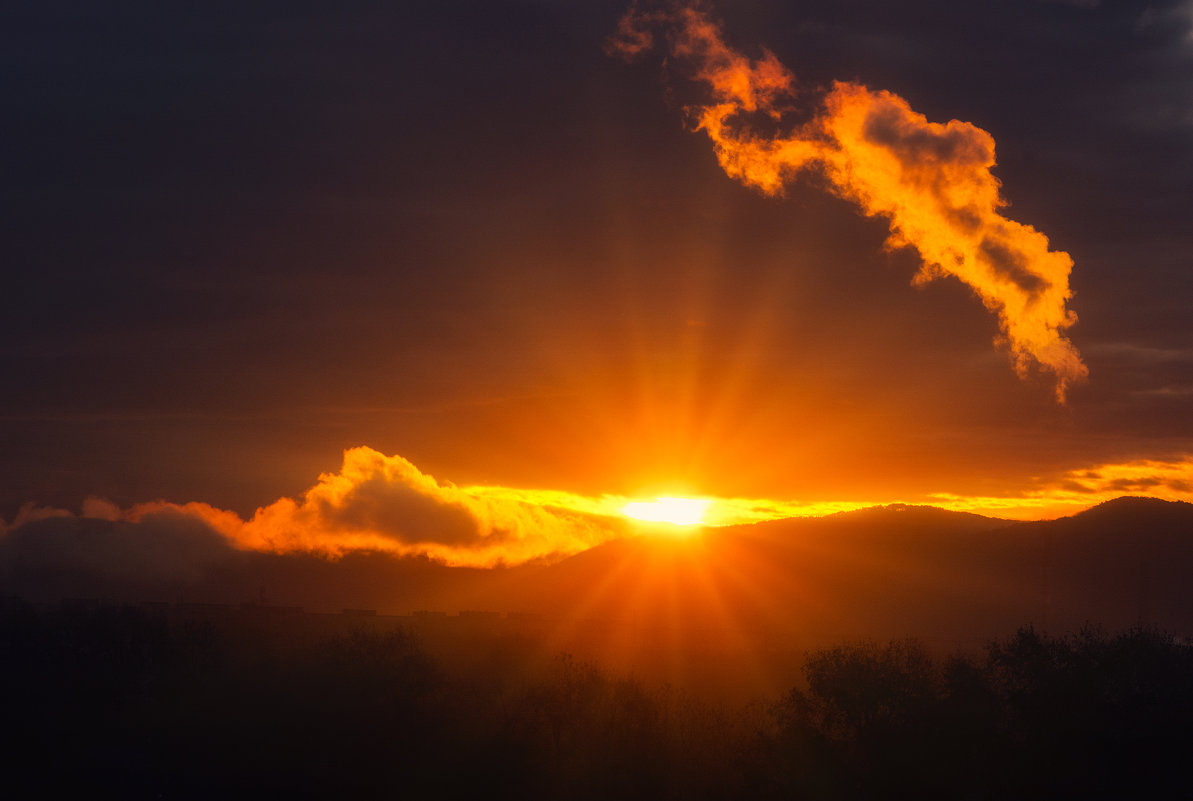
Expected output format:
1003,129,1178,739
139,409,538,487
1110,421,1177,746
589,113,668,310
0,449,649,567
924,456,1193,519
692,456,1193,523
168,447,634,567
612,4,1088,400
6,448,1190,568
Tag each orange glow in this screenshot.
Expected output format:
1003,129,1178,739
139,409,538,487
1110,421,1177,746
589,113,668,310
621,496,711,527
28,448,1187,568
923,456,1193,519
611,5,1087,400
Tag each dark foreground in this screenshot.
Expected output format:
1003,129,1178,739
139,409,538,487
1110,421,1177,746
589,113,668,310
2,601,1190,800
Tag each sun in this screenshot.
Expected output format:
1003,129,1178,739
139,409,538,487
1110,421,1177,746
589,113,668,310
621,496,712,527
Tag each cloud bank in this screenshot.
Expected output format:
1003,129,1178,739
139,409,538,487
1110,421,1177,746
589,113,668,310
3,446,1193,601
170,447,636,567
0,447,645,578
610,3,1088,400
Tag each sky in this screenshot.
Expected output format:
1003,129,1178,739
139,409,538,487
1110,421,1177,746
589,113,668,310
3,0,1192,565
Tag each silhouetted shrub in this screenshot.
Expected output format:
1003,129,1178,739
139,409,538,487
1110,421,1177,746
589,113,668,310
2,603,1190,799
759,627,1193,800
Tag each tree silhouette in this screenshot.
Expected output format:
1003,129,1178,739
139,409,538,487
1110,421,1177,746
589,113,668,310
3,600,1191,799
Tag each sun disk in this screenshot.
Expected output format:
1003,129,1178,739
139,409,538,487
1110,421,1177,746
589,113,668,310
621,497,711,527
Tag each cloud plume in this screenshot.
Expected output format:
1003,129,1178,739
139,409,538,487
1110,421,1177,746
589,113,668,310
1,448,640,571
186,447,635,567
4,446,1192,598
611,3,1088,400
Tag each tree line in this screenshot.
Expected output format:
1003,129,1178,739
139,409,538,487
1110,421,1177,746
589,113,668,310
2,601,1190,799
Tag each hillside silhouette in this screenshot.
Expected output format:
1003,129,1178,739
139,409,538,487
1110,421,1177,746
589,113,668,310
3,500,1192,794
497,497,1193,639
4,496,1191,700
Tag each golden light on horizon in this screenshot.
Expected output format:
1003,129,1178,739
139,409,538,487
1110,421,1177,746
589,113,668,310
621,496,712,527
43,447,1191,569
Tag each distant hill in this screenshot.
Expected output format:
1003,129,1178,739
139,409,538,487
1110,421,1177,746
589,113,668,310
5,496,1191,700
482,498,1193,643
3,497,1191,644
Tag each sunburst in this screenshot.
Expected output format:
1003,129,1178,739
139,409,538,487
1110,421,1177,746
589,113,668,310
621,496,711,527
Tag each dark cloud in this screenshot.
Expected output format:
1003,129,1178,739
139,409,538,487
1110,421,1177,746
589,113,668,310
0,509,530,611
0,511,234,601
862,103,988,167
978,238,1050,295
319,474,486,547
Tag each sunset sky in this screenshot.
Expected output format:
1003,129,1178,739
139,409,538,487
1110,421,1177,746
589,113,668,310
3,1,1192,564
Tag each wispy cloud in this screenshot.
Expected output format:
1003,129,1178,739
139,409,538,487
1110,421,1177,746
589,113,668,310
926,456,1193,518
610,3,1087,400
